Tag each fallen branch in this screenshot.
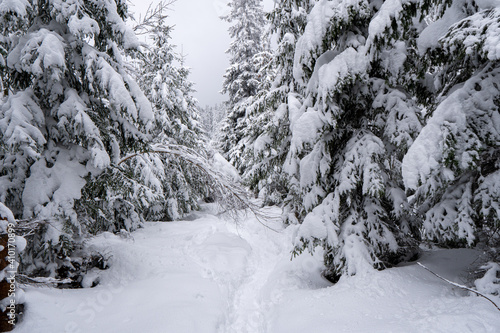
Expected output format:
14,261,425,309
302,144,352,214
417,262,500,312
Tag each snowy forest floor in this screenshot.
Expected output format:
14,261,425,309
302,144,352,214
13,204,500,333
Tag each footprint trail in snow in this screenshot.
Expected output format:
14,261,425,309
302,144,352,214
14,205,500,333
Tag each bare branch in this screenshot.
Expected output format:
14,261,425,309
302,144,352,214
132,0,177,35
417,262,500,312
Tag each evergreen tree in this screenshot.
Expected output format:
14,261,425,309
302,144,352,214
134,5,210,221
403,0,500,249
225,0,314,206
288,0,425,280
200,105,216,139
200,103,227,140
218,0,267,158
0,0,155,279
221,0,267,107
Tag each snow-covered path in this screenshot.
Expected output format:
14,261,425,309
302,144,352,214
14,206,500,333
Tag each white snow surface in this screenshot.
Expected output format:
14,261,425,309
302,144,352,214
0,202,15,233
417,1,467,55
22,149,87,220
14,206,500,333
443,7,500,61
368,0,409,39
0,0,29,17
293,0,337,86
402,65,500,190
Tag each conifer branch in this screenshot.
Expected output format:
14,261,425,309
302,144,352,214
417,262,500,312
118,144,280,232
17,274,73,287
13,219,52,237
132,0,176,35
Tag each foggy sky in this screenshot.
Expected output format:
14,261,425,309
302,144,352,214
130,0,274,108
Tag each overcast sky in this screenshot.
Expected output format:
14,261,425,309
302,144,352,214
129,0,274,108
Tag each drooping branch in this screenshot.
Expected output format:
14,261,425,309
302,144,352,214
417,262,500,312
118,143,280,232
13,219,50,238
17,274,73,287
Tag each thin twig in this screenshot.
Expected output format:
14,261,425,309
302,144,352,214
17,274,73,287
417,262,500,312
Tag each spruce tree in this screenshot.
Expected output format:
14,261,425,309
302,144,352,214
403,0,500,249
134,5,210,221
226,0,314,206
200,103,227,140
218,0,267,159
288,0,424,280
0,0,155,279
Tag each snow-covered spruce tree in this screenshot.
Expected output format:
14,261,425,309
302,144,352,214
218,0,267,158
226,0,315,206
225,51,275,182
133,5,210,221
290,0,425,281
200,105,216,139
0,0,156,279
403,0,500,250
200,103,227,140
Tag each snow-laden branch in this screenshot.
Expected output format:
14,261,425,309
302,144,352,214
417,262,500,312
118,143,280,232
17,274,73,287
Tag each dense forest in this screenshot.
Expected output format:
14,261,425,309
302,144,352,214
0,0,499,331
218,0,500,282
